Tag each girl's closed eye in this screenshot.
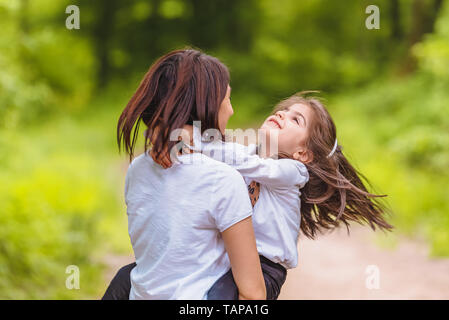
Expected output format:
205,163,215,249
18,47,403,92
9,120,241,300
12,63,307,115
294,116,304,126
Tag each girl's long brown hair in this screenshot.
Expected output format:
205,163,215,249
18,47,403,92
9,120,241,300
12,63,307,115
274,92,393,238
117,48,230,161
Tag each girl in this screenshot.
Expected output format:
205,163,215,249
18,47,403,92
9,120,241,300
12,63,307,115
181,92,394,299
111,48,267,300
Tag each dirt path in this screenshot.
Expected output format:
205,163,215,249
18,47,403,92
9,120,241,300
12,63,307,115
102,226,449,299
278,226,449,299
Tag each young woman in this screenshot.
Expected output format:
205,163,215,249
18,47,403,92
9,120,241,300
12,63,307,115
108,48,266,300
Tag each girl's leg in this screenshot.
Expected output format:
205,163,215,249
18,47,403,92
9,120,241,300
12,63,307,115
259,256,287,300
206,269,239,300
102,262,136,300
206,256,287,300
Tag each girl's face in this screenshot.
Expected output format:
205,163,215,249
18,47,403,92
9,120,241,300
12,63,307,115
260,103,314,163
218,85,233,133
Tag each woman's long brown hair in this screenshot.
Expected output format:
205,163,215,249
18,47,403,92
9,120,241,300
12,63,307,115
117,48,230,161
273,93,393,238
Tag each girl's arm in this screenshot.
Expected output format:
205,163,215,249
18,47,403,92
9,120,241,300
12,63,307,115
150,125,309,188
200,139,309,189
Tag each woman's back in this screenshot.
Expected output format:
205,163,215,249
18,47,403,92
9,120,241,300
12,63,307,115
125,151,253,299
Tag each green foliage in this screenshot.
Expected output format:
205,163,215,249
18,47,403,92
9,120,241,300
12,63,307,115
1,0,449,299
413,0,449,80
331,77,449,255
0,0,95,129
0,105,132,299
330,28,449,255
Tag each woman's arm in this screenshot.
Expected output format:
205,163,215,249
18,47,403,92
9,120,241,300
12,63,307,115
221,216,266,300
211,165,266,300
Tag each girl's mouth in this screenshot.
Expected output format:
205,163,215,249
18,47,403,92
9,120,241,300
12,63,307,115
268,118,281,129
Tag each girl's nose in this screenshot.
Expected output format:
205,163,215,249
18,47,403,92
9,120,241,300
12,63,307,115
275,110,285,119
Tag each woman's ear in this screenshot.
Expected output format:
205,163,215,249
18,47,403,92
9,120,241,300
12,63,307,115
293,149,313,164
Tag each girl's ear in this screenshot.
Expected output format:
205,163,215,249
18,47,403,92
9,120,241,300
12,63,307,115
293,149,313,164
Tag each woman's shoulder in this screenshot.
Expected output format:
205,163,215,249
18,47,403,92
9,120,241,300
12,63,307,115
126,151,151,171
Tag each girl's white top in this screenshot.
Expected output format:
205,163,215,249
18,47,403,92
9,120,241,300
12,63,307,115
192,126,309,269
125,151,253,300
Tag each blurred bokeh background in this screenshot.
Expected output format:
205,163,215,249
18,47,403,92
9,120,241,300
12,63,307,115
0,0,448,299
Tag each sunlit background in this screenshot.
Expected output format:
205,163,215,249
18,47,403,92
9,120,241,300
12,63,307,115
0,0,448,299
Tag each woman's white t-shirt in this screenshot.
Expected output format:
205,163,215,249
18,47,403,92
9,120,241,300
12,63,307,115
125,151,253,300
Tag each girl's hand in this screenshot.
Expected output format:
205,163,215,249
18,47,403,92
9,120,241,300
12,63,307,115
150,125,194,169
150,148,172,169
